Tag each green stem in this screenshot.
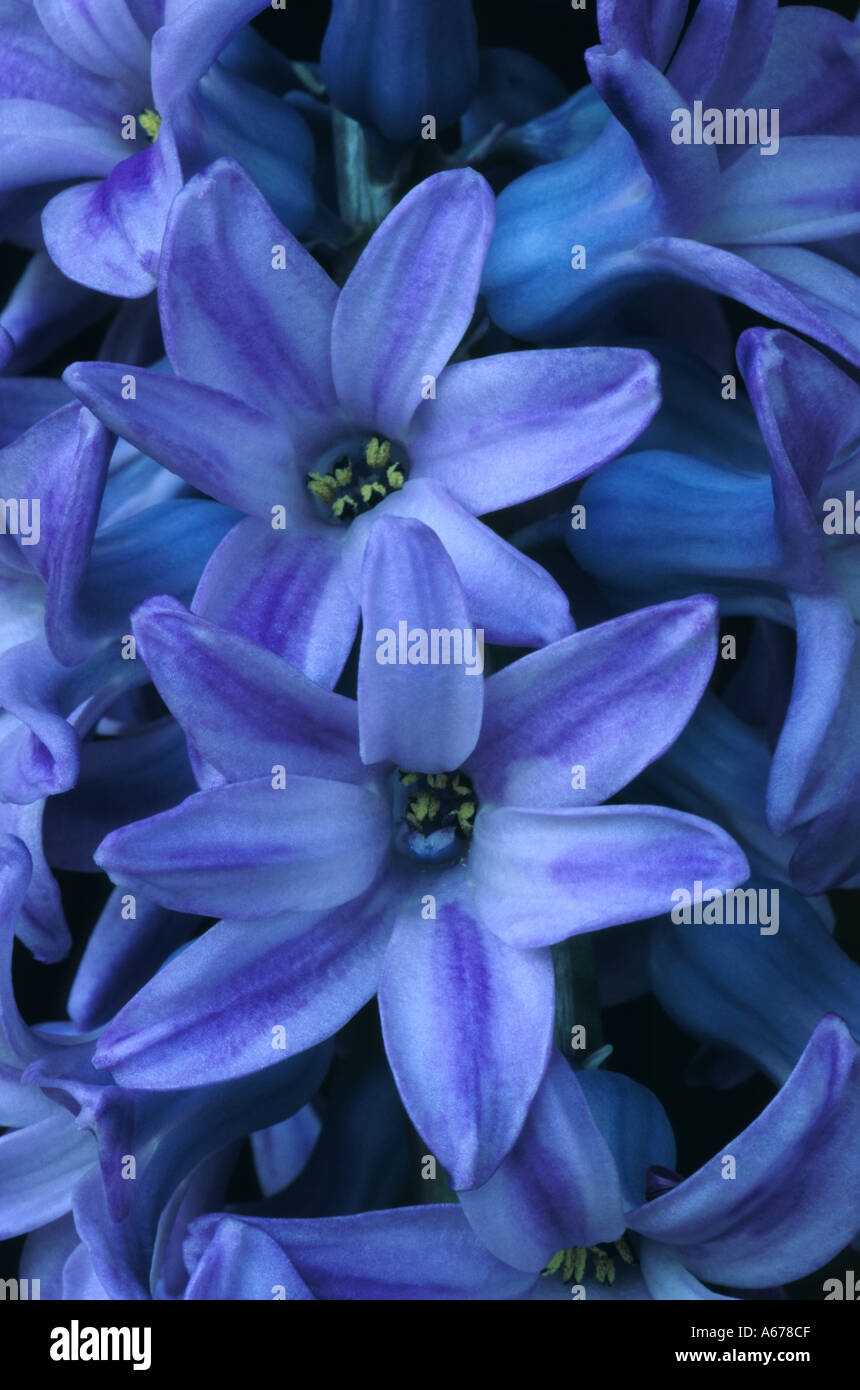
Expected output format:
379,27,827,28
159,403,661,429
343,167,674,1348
331,110,396,233
552,934,603,1063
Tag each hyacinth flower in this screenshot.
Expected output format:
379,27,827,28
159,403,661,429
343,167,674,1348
183,1205,650,1301
0,393,236,958
566,327,860,895
90,524,747,1191
0,396,236,779
320,0,479,144
467,1018,860,1300
0,0,315,296
482,0,860,365
182,1016,860,1299
65,161,663,681
0,835,331,1299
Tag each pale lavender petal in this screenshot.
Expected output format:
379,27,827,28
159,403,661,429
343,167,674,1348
471,805,750,947
379,867,553,1189
467,598,719,810
331,170,495,442
95,774,389,918
408,347,660,514
358,516,483,770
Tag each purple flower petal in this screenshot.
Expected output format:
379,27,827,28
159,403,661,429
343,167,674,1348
64,362,288,515
193,519,358,688
642,237,860,369
586,47,719,229
408,347,660,514
42,127,183,297
186,1206,535,1300
597,0,687,69
131,595,363,784
331,170,495,443
343,478,574,646
158,159,338,448
638,1238,736,1300
358,516,484,770
0,98,123,191
0,402,112,666
458,1051,626,1270
627,1016,860,1288
152,0,277,110
467,598,719,810
0,8,124,122
701,137,860,245
379,867,553,1190
471,804,750,947
185,1217,315,1299
94,870,404,1088
767,592,857,835
95,774,390,918
0,1111,96,1238
33,0,152,87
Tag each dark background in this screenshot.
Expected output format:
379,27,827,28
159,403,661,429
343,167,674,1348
1,0,858,1296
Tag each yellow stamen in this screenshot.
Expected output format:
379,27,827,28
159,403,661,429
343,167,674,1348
139,108,162,142
307,473,336,503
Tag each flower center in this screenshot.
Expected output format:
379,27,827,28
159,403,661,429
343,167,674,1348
138,108,162,142
542,1237,635,1286
394,769,477,864
307,436,406,523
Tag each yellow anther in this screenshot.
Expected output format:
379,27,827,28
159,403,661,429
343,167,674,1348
544,1245,628,1285
360,482,387,503
333,465,352,486
307,473,336,503
139,108,162,141
592,1247,616,1284
366,438,391,468
386,464,405,490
